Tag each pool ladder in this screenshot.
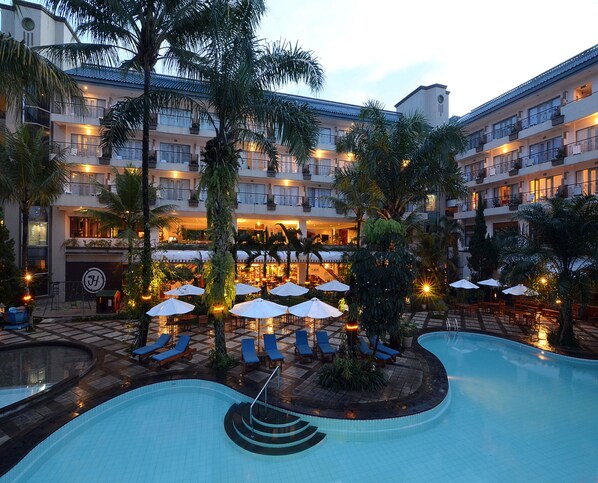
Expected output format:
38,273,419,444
445,317,460,331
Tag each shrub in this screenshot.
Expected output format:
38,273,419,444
318,356,387,391
208,349,236,370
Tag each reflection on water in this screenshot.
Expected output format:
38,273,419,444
0,345,92,409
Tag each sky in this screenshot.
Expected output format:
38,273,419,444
258,0,598,117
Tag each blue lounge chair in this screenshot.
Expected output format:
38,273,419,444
263,334,285,368
359,337,391,365
151,335,196,367
241,338,261,370
294,330,314,362
315,331,336,362
132,333,171,361
369,335,401,362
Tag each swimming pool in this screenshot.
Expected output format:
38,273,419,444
6,333,598,482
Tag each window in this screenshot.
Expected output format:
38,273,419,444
69,217,116,238
529,175,563,201
573,82,592,101
158,108,191,128
115,140,142,161
312,158,332,176
492,185,512,206
467,130,485,150
528,137,562,166
492,116,517,140
575,168,598,195
237,183,266,204
70,134,100,157
574,126,598,154
273,185,300,206
492,150,518,174
319,127,333,144
240,150,267,171
159,177,190,200
159,143,191,164
525,97,559,128
66,171,105,196
463,160,484,182
307,188,332,208
279,154,299,174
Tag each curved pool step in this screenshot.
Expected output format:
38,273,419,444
224,402,326,455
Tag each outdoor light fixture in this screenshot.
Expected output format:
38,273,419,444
141,294,151,301
213,305,225,313
422,284,431,294
540,277,547,285
23,287,32,302
25,273,32,283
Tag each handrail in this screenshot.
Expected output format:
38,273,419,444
249,366,280,431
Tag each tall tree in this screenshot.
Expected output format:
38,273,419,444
276,223,302,279
43,0,206,346
0,125,68,275
81,167,178,297
500,195,598,347
467,199,499,281
245,228,284,297
337,101,467,221
189,0,323,360
0,210,21,305
329,165,381,246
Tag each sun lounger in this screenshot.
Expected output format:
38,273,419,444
132,333,171,361
3,322,31,330
263,334,284,368
151,335,196,367
241,338,261,370
359,337,391,365
294,330,314,362
369,335,401,362
315,331,336,362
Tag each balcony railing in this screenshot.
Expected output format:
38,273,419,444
53,100,106,119
53,141,102,158
156,150,192,164
520,106,559,130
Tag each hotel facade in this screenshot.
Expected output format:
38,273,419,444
2,3,597,296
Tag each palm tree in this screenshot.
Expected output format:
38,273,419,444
276,223,302,279
0,125,68,276
500,195,598,346
297,235,325,284
42,0,206,346
245,228,284,297
432,216,464,287
336,101,467,221
329,165,382,246
189,0,323,359
81,167,178,296
0,31,82,111
230,229,253,278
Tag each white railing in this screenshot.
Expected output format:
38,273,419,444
249,366,280,432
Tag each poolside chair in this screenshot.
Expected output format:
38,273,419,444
359,337,391,365
315,331,336,362
263,334,285,369
241,338,261,371
369,335,401,362
294,330,314,362
132,333,171,361
151,335,196,367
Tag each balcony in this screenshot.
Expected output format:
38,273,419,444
52,100,105,125
561,91,598,121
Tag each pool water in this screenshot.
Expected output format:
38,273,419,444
0,385,51,409
6,333,598,482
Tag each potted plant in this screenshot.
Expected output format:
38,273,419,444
188,191,199,207
551,107,564,126
266,194,276,211
509,158,522,176
189,119,200,135
302,165,312,180
267,164,276,178
552,147,566,166
302,196,311,212
148,150,157,168
400,321,417,349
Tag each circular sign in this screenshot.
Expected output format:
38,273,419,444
22,18,35,31
82,268,106,293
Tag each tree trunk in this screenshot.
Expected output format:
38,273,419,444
286,251,291,278
20,205,29,276
356,218,361,247
558,298,576,347
137,67,152,349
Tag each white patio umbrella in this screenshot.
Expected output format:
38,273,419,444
477,278,501,288
315,280,350,292
164,284,205,296
289,297,343,343
449,279,479,290
270,281,309,297
234,283,261,296
146,298,195,317
230,298,288,344
502,284,538,296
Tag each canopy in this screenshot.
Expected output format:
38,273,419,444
315,280,350,292
164,284,205,296
146,298,195,317
289,297,343,319
502,284,537,296
270,282,309,297
234,283,261,296
449,279,479,290
477,278,501,288
230,298,288,319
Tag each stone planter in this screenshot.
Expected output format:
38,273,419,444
302,171,312,181
189,126,199,135
98,157,111,165
267,169,276,178
188,199,199,208
551,158,565,166
189,162,199,172
401,336,413,349
551,114,564,126
509,131,519,141
302,204,311,213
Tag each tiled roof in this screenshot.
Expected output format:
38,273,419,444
459,44,598,124
66,65,398,122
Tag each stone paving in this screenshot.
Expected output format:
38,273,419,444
0,309,597,476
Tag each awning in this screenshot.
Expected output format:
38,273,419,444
152,250,348,264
